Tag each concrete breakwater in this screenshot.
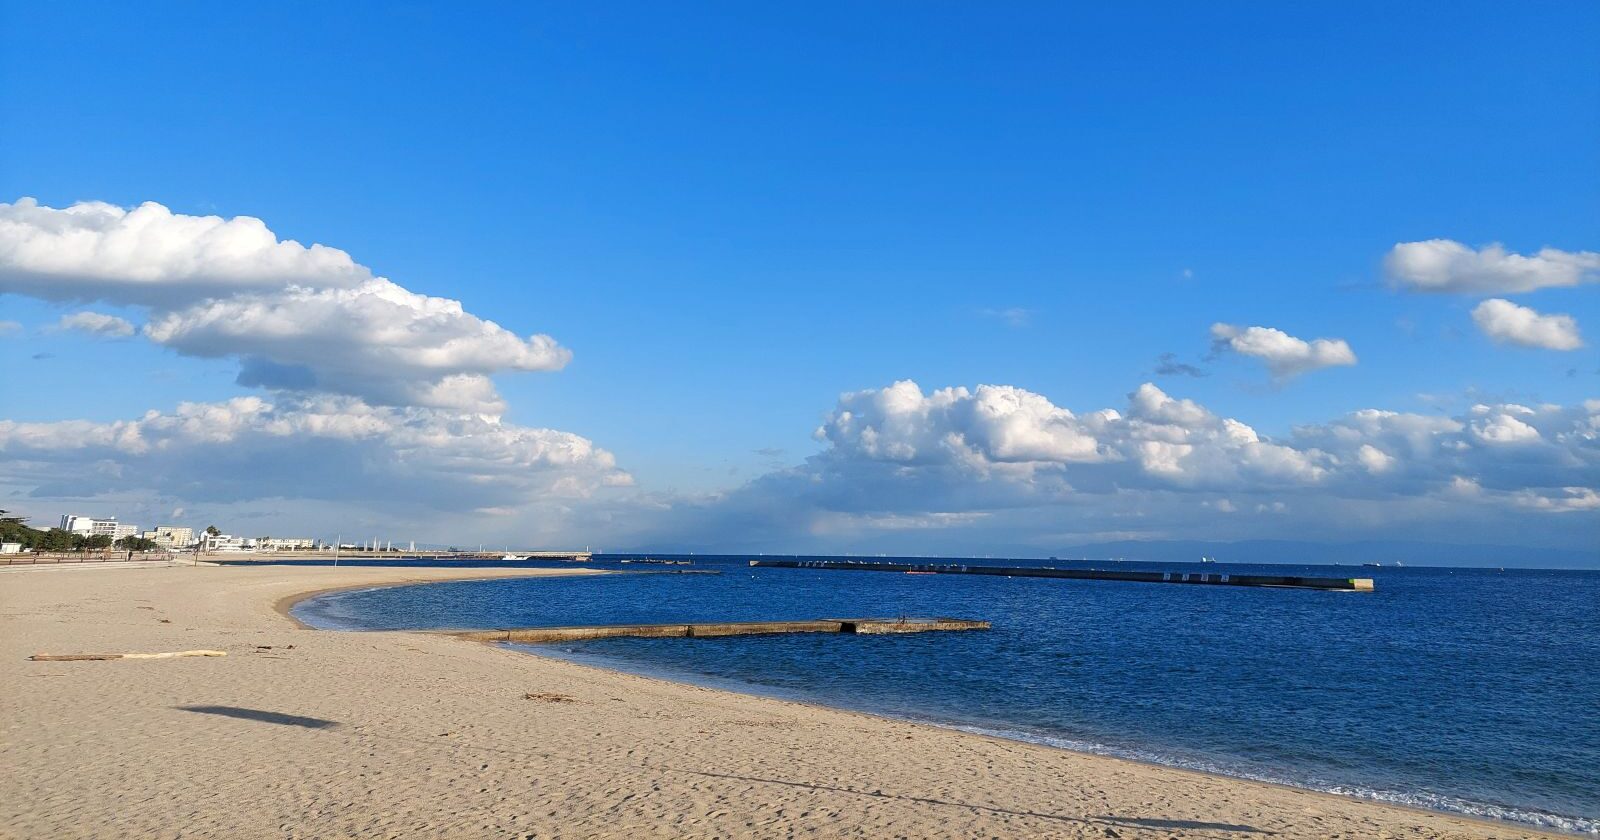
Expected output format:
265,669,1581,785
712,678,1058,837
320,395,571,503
749,559,1376,591
445,617,991,644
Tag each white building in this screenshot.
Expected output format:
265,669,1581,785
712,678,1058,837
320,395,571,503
256,537,316,551
199,533,254,552
0,543,21,554
141,526,195,548
60,515,138,539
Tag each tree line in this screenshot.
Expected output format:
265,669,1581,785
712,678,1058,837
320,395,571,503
1,510,165,552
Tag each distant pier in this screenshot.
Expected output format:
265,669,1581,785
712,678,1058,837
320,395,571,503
446,617,990,644
749,559,1375,591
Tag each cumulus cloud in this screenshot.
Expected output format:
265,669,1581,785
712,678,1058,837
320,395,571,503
1471,298,1584,351
0,198,569,411
1385,239,1600,295
56,311,135,338
0,320,19,336
1209,323,1357,380
0,197,367,304
142,279,570,411
661,380,1600,552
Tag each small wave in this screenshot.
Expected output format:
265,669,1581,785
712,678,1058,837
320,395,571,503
936,722,1599,836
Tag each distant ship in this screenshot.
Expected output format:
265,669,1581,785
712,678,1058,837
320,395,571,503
1200,556,1217,564
1363,562,1382,568
500,553,523,561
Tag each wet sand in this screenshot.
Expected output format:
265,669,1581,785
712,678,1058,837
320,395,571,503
0,563,1565,839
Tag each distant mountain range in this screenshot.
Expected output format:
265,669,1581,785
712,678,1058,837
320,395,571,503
1050,539,1599,570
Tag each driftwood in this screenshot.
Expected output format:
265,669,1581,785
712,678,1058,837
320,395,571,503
29,650,228,662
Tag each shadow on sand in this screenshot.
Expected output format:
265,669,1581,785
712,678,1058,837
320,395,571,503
176,705,339,729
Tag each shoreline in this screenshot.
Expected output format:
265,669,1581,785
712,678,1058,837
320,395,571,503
509,639,1589,837
3,563,1577,839
297,571,1587,837
270,569,617,628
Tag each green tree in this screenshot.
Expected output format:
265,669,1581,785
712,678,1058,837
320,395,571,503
83,534,113,550
117,536,159,551
0,510,47,549
205,525,221,537
37,529,76,552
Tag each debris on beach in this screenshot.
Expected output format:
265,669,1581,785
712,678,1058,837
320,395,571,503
28,650,228,662
523,692,577,703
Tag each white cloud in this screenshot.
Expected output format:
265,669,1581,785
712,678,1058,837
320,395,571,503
0,198,570,411
666,380,1600,553
0,395,631,513
1356,444,1395,474
142,279,569,412
1471,298,1583,351
1512,487,1600,513
1385,239,1600,294
1209,323,1357,380
0,197,628,542
817,380,1333,493
56,311,135,338
0,197,367,305
0,320,19,336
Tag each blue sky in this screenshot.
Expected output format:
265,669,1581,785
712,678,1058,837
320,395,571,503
1,3,1596,556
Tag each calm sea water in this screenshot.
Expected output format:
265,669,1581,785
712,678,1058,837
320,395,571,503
293,556,1600,834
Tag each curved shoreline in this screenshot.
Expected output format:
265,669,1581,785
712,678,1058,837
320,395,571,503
4,563,1576,839
271,568,615,628
291,574,1590,837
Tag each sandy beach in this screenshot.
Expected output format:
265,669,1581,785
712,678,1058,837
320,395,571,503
0,564,1565,839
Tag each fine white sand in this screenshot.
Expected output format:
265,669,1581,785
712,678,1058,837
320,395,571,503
0,563,1566,839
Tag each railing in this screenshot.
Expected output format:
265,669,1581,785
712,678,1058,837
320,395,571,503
0,550,181,566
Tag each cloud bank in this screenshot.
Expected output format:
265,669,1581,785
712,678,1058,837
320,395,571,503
0,394,630,513
658,381,1599,552
0,197,627,539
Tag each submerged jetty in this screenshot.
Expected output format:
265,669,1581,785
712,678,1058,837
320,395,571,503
446,617,990,644
750,559,1375,591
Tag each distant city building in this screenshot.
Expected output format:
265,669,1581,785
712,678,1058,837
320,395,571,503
60,515,138,539
141,526,195,548
198,533,253,552
256,537,315,551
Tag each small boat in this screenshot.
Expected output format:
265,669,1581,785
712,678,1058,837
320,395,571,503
500,553,523,561
905,571,936,575
1363,562,1381,568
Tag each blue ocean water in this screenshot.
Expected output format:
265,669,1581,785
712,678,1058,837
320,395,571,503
292,556,1600,834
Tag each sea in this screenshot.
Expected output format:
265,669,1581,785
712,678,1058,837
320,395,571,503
289,555,1600,835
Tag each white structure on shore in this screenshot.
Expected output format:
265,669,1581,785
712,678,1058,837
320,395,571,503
59,515,138,540
141,526,195,548
195,533,318,553
256,537,315,551
198,533,252,552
